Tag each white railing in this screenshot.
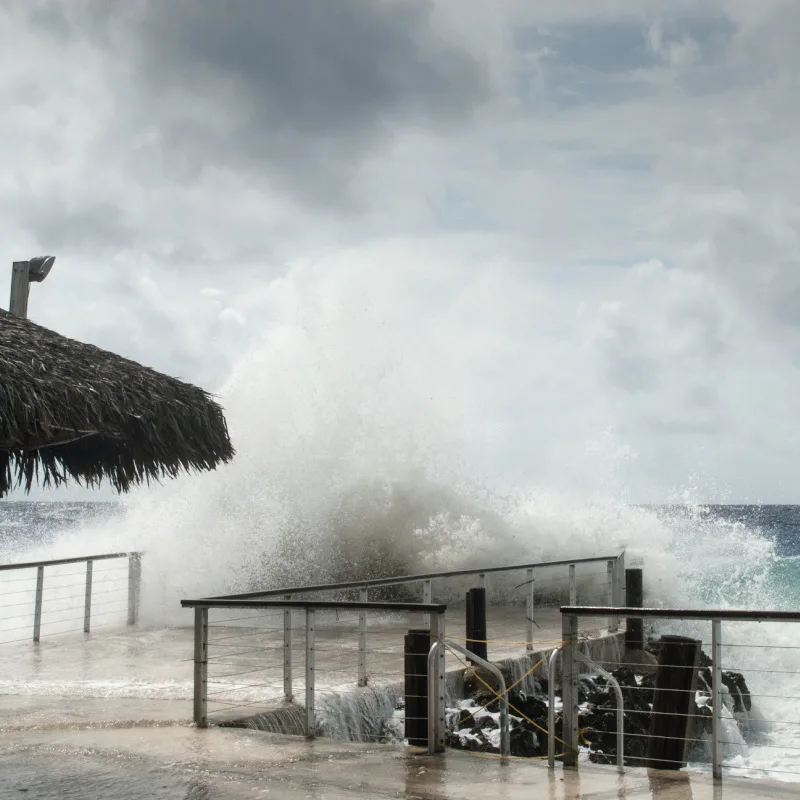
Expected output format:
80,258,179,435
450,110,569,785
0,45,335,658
0,551,142,642
206,552,625,690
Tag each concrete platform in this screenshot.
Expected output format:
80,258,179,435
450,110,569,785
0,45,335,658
0,724,794,799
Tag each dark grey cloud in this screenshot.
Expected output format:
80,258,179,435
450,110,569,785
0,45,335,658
124,0,489,205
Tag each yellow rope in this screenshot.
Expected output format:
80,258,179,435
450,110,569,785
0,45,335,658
444,643,574,753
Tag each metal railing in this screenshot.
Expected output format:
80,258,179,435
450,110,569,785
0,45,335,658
427,637,510,757
559,605,800,781
181,596,447,736
0,551,142,642
203,552,625,688
547,646,624,771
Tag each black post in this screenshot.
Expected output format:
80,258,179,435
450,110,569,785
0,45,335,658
404,629,429,747
465,588,487,663
625,568,644,651
647,635,701,770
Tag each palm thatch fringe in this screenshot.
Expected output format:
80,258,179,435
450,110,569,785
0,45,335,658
0,309,234,496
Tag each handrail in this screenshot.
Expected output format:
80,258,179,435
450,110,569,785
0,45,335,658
0,551,142,641
428,637,510,758
548,645,624,773
207,553,624,600
0,551,132,571
562,605,800,622
181,598,447,613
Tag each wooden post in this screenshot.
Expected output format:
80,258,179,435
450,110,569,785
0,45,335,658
9,261,30,318
404,629,429,747
625,568,644,651
647,635,701,770
465,588,487,663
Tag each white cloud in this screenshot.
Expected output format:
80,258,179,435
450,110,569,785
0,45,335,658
4,1,800,502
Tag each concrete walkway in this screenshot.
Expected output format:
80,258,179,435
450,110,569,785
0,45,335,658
0,724,794,799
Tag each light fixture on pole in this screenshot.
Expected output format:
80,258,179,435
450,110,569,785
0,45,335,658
9,256,56,319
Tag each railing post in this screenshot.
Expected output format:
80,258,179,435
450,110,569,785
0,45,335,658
283,595,293,701
83,560,93,633
193,607,208,728
568,563,576,606
547,648,559,768
712,619,722,780
615,551,626,618
127,552,141,626
607,560,617,633
33,565,44,643
358,586,368,687
526,568,535,651
305,608,316,738
478,572,486,590
422,579,432,628
429,610,446,754
561,612,579,767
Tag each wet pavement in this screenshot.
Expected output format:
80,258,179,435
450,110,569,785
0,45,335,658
0,725,795,799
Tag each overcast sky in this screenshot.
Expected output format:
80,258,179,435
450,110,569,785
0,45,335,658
4,0,800,504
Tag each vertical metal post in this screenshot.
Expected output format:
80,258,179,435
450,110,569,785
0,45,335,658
422,579,432,627
478,572,486,590
615,551,626,613
561,613,579,767
712,619,722,780
193,607,208,728
568,563,577,606
358,586,368,687
283,595,293,701
9,261,31,318
33,565,44,643
607,560,618,633
305,608,316,738
83,560,93,633
526,568,535,651
547,648,559,768
127,552,141,626
429,610,446,754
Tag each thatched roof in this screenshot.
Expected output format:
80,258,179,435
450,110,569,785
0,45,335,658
0,309,234,496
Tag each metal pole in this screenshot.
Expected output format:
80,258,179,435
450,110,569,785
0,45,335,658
9,261,31,318
358,586,368,687
193,607,208,728
615,551,626,617
478,572,486,590
83,560,93,633
561,612,579,767
127,552,141,626
428,610,446,754
305,608,316,738
547,648,559,768
422,579,432,628
526,568,535,651
712,618,722,780
33,565,44,643
607,560,617,632
283,594,293,701
568,563,576,606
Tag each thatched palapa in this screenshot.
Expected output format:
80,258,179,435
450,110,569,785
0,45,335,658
0,309,234,496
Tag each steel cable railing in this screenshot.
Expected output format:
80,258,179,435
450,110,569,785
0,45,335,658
0,552,142,643
558,605,800,783
181,596,447,742
197,552,625,685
